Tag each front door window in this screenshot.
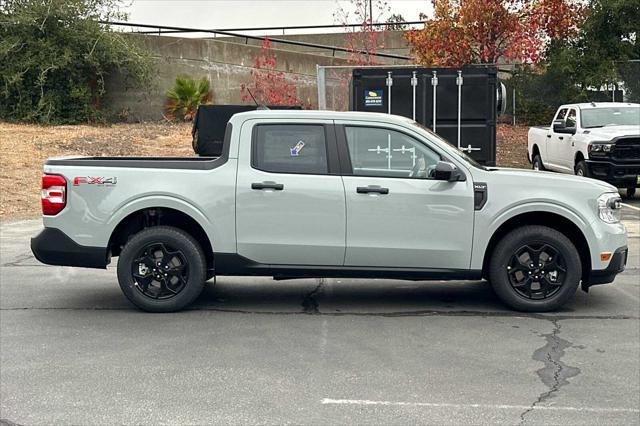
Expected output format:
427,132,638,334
345,126,441,179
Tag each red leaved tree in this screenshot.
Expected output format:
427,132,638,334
240,37,307,106
326,0,391,110
333,0,390,66
405,0,585,67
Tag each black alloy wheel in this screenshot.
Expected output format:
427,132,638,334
506,243,567,300
132,242,189,300
117,226,206,312
488,225,581,312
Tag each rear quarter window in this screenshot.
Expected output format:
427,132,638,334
252,124,328,174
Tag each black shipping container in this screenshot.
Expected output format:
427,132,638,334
351,66,498,165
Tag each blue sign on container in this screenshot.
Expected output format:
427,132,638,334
364,90,383,107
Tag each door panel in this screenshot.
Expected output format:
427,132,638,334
235,120,346,265
337,123,475,269
547,108,568,172
343,177,474,269
559,109,578,171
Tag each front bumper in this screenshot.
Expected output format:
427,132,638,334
584,246,628,288
31,227,109,269
585,160,640,188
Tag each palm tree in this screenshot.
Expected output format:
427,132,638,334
164,75,212,121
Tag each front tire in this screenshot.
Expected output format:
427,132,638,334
489,226,581,312
117,226,206,312
625,187,636,198
575,160,589,177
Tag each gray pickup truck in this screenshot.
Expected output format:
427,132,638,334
32,110,628,312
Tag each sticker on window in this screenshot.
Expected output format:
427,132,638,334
290,140,305,156
364,90,383,107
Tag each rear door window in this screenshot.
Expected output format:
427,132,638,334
252,124,328,174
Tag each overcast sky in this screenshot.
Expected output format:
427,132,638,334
123,0,433,35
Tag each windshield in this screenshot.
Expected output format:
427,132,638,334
581,106,640,128
410,121,488,170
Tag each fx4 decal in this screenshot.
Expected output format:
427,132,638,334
73,176,118,186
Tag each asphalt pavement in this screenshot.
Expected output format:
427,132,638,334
1,199,639,425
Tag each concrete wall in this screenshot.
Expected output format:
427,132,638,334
105,34,355,121
217,31,411,62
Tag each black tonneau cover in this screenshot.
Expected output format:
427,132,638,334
192,105,301,156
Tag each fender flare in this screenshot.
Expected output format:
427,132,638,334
106,195,215,250
472,201,596,270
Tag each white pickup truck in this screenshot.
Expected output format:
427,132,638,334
527,102,640,197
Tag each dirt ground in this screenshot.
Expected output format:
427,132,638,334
0,122,529,220
0,121,194,220
496,124,530,168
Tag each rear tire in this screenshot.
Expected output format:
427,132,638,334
489,226,581,312
575,160,589,177
532,154,545,171
117,226,206,312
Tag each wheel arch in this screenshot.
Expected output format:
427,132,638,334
481,211,591,282
575,150,585,167
108,206,214,270
532,144,540,157
530,144,540,163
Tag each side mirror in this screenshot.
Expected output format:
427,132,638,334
552,120,566,132
553,120,575,134
434,161,464,182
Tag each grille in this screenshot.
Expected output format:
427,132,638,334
613,137,640,160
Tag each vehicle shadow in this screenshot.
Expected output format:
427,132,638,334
189,276,631,317
192,277,517,315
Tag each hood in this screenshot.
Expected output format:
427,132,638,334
484,167,617,192
582,125,640,141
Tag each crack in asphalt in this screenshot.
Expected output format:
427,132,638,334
519,319,581,424
301,278,324,314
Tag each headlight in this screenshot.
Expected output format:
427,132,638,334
589,143,613,156
597,193,622,223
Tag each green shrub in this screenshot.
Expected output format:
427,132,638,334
0,0,153,124
164,75,212,121
506,65,592,126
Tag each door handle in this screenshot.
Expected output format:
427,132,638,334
251,182,284,191
558,136,564,140
546,134,552,138
357,186,389,195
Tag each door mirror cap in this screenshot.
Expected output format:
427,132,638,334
553,120,575,134
434,161,465,182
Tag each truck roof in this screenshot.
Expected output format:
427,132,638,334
229,109,415,124
559,102,639,110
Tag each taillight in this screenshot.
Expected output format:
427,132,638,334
41,174,67,215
